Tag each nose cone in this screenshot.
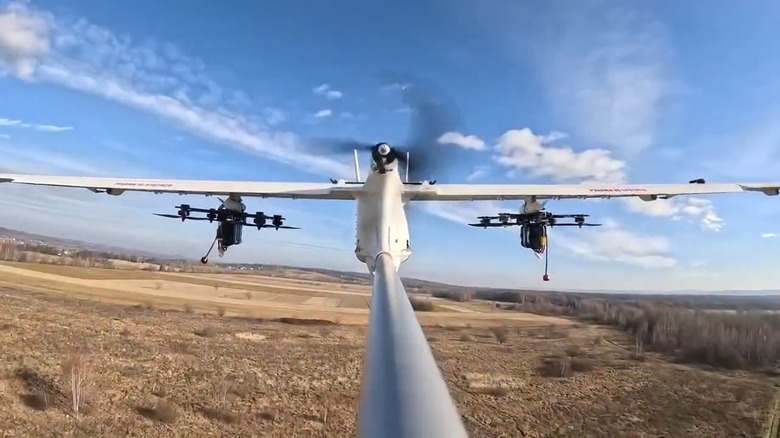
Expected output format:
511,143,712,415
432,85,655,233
377,143,391,156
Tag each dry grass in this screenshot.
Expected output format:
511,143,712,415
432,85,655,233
0,284,775,437
0,262,573,328
0,260,776,436
136,398,178,423
409,297,435,312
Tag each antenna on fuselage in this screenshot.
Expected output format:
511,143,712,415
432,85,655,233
405,151,410,182
353,149,361,182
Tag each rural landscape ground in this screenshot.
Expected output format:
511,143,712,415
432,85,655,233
0,242,778,437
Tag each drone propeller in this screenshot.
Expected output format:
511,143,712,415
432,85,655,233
154,213,211,221
549,223,602,228
239,220,301,230
305,77,462,183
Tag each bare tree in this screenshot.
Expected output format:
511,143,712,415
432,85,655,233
62,354,91,419
634,320,648,356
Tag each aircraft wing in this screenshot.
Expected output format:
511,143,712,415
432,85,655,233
0,174,360,200
404,182,780,201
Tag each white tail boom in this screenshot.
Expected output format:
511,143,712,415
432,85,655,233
358,252,468,438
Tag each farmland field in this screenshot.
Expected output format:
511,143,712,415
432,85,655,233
0,262,775,437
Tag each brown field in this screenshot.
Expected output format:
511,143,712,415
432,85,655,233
0,261,777,437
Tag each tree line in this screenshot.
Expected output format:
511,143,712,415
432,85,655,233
433,289,780,371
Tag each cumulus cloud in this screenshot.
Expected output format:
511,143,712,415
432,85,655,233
437,131,486,151
762,233,778,238
314,109,332,118
313,83,342,100
493,127,626,183
0,1,351,178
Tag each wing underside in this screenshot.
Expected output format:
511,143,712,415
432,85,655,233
2,174,780,202
0,174,359,200
403,182,780,201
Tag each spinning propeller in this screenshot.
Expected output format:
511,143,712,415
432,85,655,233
306,77,464,183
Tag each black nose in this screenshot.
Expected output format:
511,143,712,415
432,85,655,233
377,143,391,156
371,142,395,163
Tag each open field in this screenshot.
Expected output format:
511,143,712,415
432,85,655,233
0,262,571,327
0,262,777,437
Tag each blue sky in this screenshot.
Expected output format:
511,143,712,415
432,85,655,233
1,0,779,292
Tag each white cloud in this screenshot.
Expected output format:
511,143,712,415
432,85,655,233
0,142,157,177
0,1,352,178
493,127,626,183
0,118,22,126
313,83,342,100
762,232,778,238
622,197,725,232
0,116,72,132
262,107,286,126
417,200,499,226
33,123,72,132
522,6,673,155
437,131,486,151
0,0,50,77
314,109,332,118
466,165,490,181
381,82,410,93
554,222,676,269
0,133,9,140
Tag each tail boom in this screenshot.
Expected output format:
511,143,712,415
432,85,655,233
357,252,468,438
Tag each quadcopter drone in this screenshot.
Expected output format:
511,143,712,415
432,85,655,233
154,200,299,263
469,211,601,281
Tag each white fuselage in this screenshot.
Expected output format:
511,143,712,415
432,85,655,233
353,159,411,273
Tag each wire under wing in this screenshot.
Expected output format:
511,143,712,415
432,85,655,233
404,182,780,201
0,174,360,200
